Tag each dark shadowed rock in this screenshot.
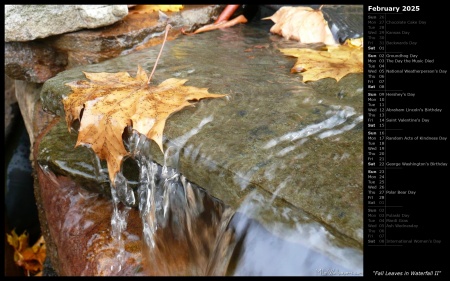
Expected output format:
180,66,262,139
5,42,68,83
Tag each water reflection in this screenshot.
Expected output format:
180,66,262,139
220,191,363,276
222,212,357,276
37,13,364,276
264,105,362,149
107,118,363,276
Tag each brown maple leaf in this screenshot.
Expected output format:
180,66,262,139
263,6,337,45
63,65,226,184
280,43,363,82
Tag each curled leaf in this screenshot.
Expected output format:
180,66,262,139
263,6,337,45
7,230,46,276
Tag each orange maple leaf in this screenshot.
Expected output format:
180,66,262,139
63,66,226,184
7,230,46,276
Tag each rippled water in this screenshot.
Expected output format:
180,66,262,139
104,116,363,276
37,13,364,276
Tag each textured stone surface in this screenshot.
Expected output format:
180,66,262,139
28,7,366,275
4,75,18,142
33,163,143,276
14,81,44,145
38,21,364,249
4,5,222,82
5,5,128,42
5,42,68,83
33,119,229,275
45,5,222,69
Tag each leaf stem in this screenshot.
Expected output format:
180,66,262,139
147,24,172,84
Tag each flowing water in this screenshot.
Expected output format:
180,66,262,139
102,116,363,276
37,10,364,275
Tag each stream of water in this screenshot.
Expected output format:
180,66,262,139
33,13,365,276
103,116,363,276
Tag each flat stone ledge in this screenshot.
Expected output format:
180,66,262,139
38,26,364,250
5,5,222,82
5,5,129,42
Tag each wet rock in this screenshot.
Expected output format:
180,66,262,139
42,257,58,276
5,5,128,42
4,75,18,142
37,117,112,197
46,5,222,69
33,119,230,275
9,5,239,276
5,42,68,83
39,21,364,250
4,5,222,82
33,164,143,276
14,81,44,145
33,117,139,275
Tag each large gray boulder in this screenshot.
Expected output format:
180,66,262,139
5,5,128,42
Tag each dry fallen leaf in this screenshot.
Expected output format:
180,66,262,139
344,37,363,48
63,65,226,184
7,230,46,276
130,5,184,13
280,43,363,82
263,6,337,45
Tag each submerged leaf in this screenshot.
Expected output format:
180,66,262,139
63,65,227,183
280,44,363,82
